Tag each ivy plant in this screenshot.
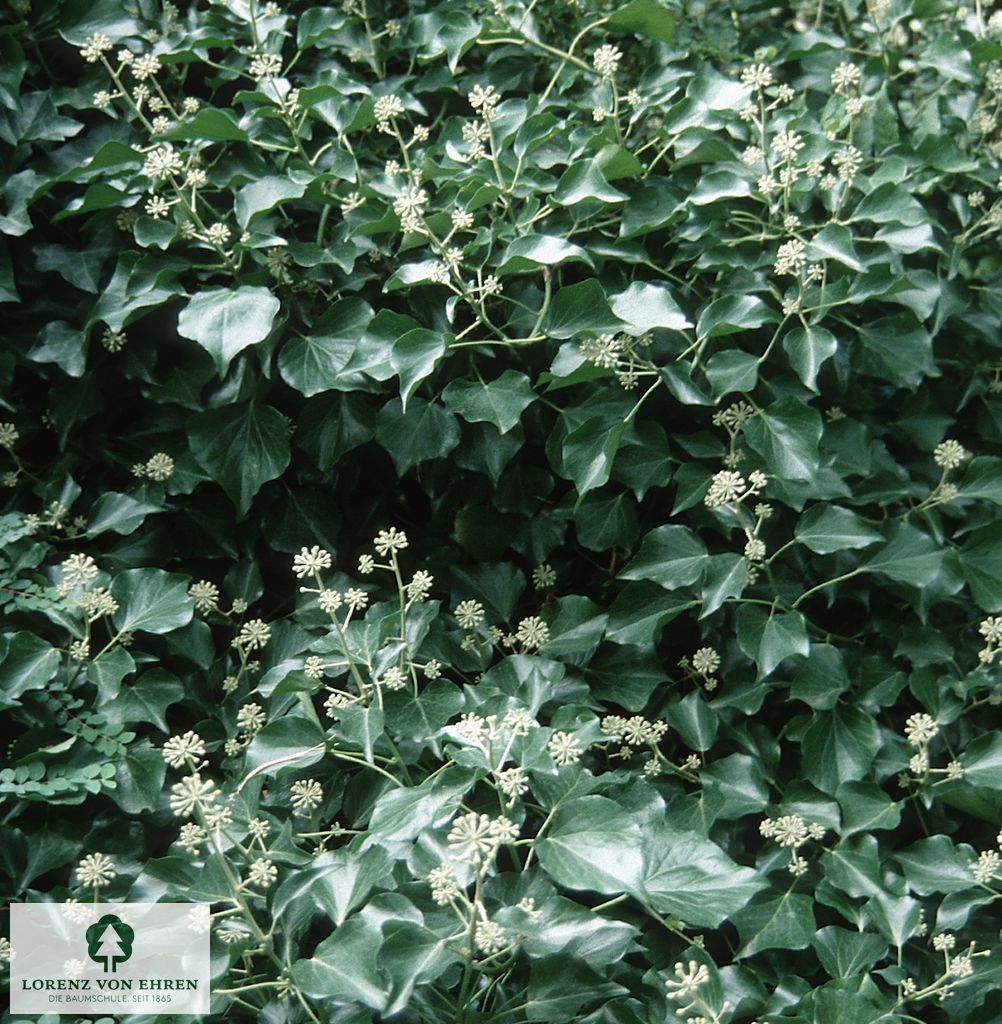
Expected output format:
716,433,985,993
3,0,1002,1022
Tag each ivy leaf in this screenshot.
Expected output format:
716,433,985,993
704,350,759,396
86,492,162,537
853,182,930,226
101,670,184,732
607,0,676,42
744,398,823,483
575,492,639,552
561,417,625,495
0,92,81,145
671,691,718,751
28,321,85,378
86,645,135,702
638,821,766,927
535,796,645,894
0,632,60,702
690,169,752,205
540,596,608,657
957,522,1002,610
795,505,883,554
959,731,1002,790
496,234,594,276
245,715,326,775
607,584,696,646
187,402,291,515
860,524,945,587
894,835,979,895
58,0,139,44
292,917,389,1010
391,328,447,408
700,552,747,618
808,224,865,271
279,298,374,397
552,161,628,205
857,315,937,390
546,279,626,339
619,525,709,589
382,921,461,1015
114,742,166,815
958,457,1002,504
364,768,469,844
736,605,809,678
801,707,882,794
164,106,250,141
375,398,461,475
733,892,817,957
823,834,885,899
442,370,535,432
696,294,772,341
411,9,480,71
813,927,887,978
110,569,194,635
783,325,838,392
275,846,393,927
336,705,385,764
177,286,281,377
235,175,307,229
810,989,886,1024
609,281,691,333
837,781,902,838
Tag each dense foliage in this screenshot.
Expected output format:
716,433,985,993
3,0,1002,1021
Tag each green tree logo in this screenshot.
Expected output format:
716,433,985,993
85,914,135,973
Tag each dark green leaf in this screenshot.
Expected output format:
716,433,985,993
958,522,1002,610
279,298,374,397
552,161,628,205
801,707,882,795
235,175,308,229
292,917,389,1010
795,505,882,554
607,0,676,42
696,295,772,341
744,397,823,483
245,715,326,775
733,892,817,957
496,235,594,276
619,525,709,589
0,633,60,701
375,398,461,474
177,287,281,376
188,403,291,515
111,569,194,635
441,370,535,432
861,524,945,587
546,279,626,339
783,325,837,392
609,282,691,333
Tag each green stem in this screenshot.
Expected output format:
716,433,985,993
792,567,864,608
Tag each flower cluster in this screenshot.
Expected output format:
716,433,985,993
75,852,116,888
760,813,826,875
131,451,175,481
664,959,725,1021
579,332,655,389
451,709,534,803
978,616,1002,665
904,712,938,776
704,469,767,509
447,811,519,866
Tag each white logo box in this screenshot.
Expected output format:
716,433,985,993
10,903,210,1014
